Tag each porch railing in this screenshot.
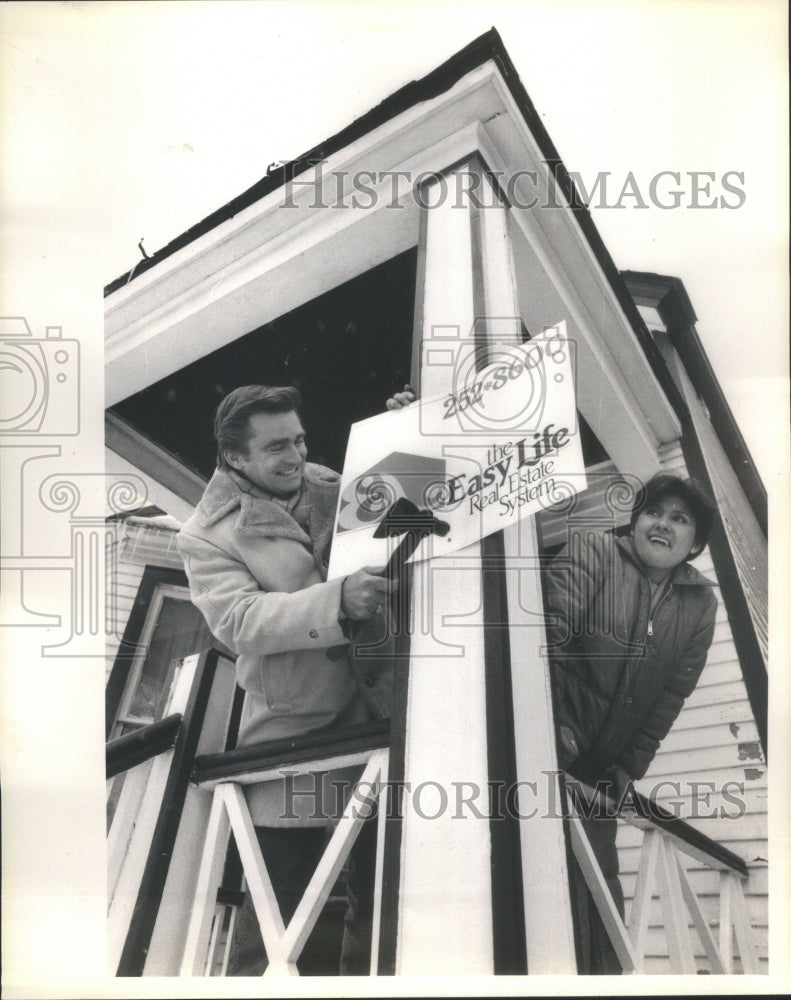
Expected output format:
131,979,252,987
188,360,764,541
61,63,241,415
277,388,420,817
178,723,760,976
566,777,761,974
106,712,186,972
180,720,391,976
105,649,225,976
106,712,183,778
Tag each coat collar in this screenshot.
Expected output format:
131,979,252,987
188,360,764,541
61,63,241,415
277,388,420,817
616,534,716,587
195,464,340,555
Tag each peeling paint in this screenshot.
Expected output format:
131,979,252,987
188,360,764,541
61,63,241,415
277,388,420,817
737,741,764,761
729,722,740,738
743,768,764,781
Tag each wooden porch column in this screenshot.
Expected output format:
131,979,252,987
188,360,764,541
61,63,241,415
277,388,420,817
393,160,575,973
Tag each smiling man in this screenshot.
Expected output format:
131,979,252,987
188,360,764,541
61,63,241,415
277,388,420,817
177,384,394,975
542,472,717,974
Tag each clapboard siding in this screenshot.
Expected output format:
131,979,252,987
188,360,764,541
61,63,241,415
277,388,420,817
642,955,768,975
619,814,768,852
649,747,767,781
631,891,768,930
659,719,761,753
620,784,767,820
668,698,755,732
644,771,768,802
620,864,769,899
705,637,746,667
694,657,751,687
619,844,768,882
684,678,761,710
639,916,768,948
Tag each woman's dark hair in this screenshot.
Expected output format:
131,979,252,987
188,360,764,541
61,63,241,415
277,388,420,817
629,473,716,559
214,385,303,470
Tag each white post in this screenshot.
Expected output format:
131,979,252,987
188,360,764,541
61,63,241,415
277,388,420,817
718,869,734,973
504,517,577,972
396,162,576,973
396,167,494,974
479,170,576,972
179,787,232,976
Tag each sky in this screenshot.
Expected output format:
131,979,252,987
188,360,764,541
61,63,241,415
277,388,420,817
1,0,788,487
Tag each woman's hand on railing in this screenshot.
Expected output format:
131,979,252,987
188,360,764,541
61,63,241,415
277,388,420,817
607,764,635,806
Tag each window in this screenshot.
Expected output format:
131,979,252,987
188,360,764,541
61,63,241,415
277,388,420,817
110,586,213,739
106,576,213,831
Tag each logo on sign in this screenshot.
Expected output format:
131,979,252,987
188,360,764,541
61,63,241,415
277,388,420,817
336,452,450,533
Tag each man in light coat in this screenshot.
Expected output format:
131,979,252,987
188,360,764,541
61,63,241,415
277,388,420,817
178,383,405,974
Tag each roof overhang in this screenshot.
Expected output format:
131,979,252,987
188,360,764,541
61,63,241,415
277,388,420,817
622,270,766,533
104,30,683,462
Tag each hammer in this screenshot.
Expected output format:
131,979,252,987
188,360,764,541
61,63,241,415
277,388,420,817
335,497,450,647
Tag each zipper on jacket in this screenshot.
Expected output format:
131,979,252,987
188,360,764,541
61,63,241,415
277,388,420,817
647,584,672,640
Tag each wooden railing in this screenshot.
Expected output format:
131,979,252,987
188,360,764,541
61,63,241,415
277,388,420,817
105,649,223,976
566,777,760,974
106,712,183,779
181,720,392,976
179,724,760,976
106,712,188,973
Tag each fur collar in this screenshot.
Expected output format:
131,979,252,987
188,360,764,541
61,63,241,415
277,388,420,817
195,464,340,557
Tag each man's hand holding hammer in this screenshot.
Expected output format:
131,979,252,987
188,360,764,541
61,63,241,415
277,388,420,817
339,384,424,627
341,566,393,620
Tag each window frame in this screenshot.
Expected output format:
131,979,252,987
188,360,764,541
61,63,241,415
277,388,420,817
111,584,207,736
106,566,198,738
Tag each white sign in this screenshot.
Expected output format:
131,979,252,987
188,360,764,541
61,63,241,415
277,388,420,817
328,324,586,579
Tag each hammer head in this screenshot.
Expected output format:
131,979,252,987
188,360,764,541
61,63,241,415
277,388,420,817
373,496,450,539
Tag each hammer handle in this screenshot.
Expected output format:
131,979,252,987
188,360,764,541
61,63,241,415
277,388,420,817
383,527,430,581
336,528,429,646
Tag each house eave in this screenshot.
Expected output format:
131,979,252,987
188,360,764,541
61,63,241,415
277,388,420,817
104,29,684,465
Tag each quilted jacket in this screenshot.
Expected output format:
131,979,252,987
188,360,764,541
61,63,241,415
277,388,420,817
543,530,717,780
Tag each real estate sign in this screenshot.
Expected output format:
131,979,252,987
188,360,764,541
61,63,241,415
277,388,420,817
329,324,586,579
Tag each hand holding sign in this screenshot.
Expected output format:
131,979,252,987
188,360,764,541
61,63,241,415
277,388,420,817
385,384,417,410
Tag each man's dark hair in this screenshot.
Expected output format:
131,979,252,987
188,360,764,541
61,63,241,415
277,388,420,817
214,385,303,470
629,473,716,559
